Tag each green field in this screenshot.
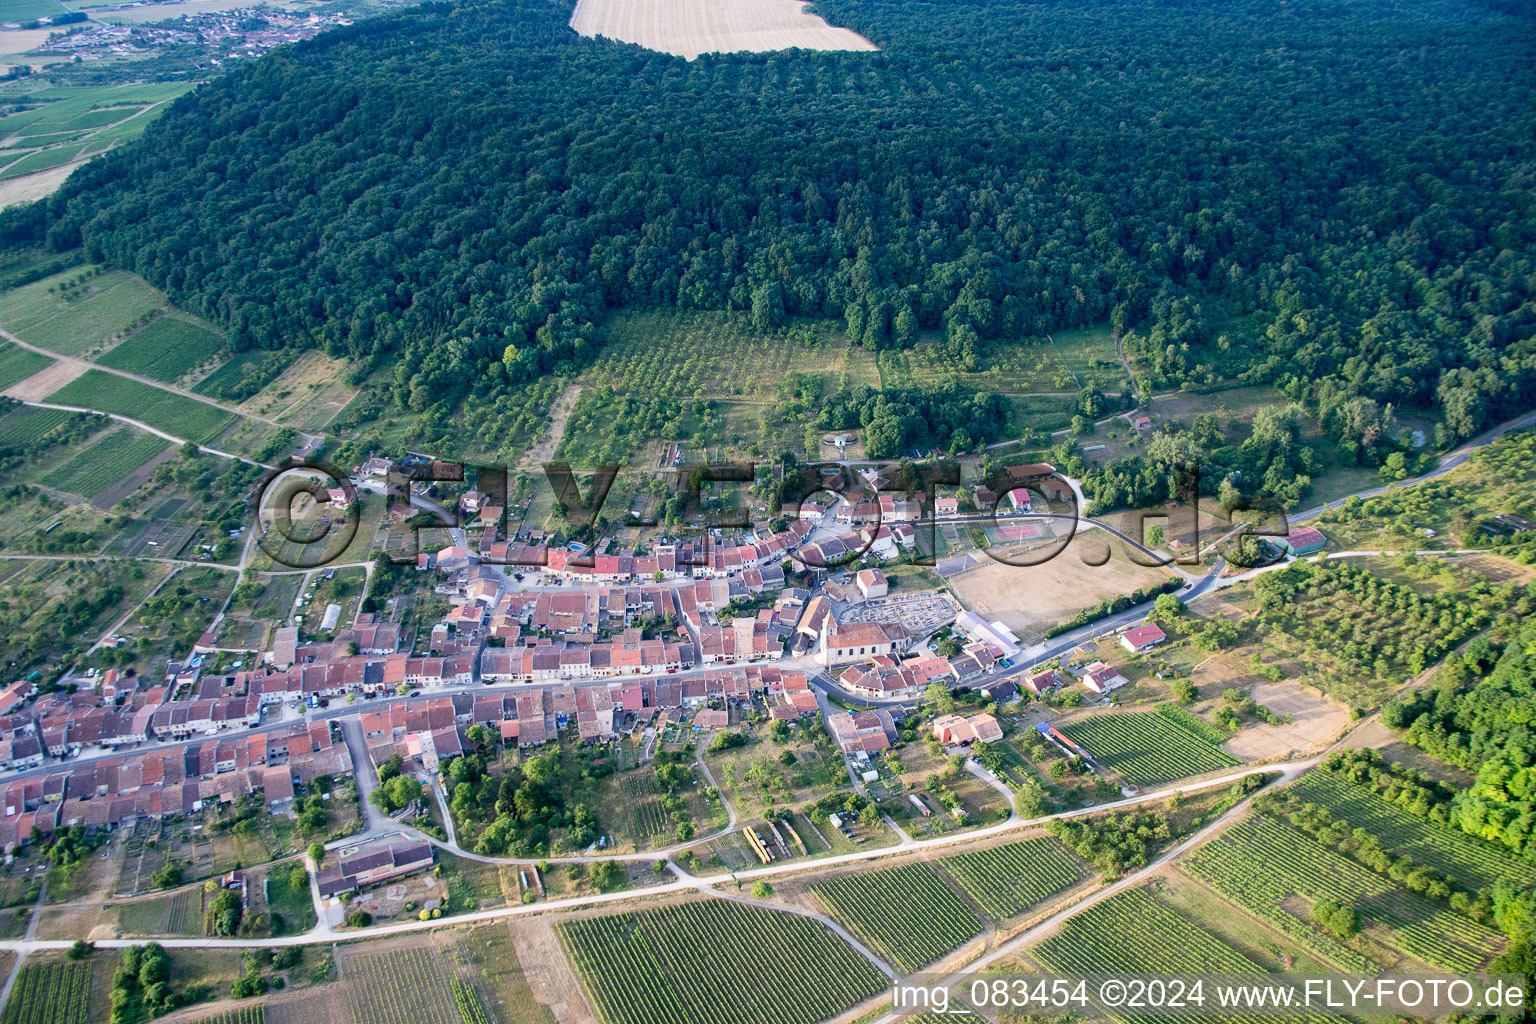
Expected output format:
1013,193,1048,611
1285,770,1536,894
339,947,462,1024
937,838,1087,920
0,959,93,1024
46,370,235,443
1153,702,1233,744
558,899,886,1024
42,427,169,498
116,888,200,936
99,316,225,383
185,1008,265,1024
0,83,190,184
1029,887,1316,1024
1062,711,1240,786
0,341,52,389
812,862,983,972
876,333,1074,393
0,269,166,355
1050,323,1126,387
0,406,71,446
1194,815,1503,972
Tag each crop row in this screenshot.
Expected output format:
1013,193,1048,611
1213,816,1502,971
558,898,886,1024
1287,770,1536,893
1030,887,1331,1024
451,979,491,1024
1183,832,1380,972
43,428,168,498
1152,702,1232,745
340,947,460,1024
938,838,1086,920
188,1007,265,1024
1062,711,1239,785
99,317,224,384
1,960,92,1024
0,406,70,447
47,370,235,444
812,862,982,972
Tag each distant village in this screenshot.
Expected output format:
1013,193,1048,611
26,6,354,64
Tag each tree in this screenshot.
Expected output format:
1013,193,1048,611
924,681,956,714
68,940,94,960
1171,678,1198,704
751,880,774,899
308,842,325,867
858,803,881,828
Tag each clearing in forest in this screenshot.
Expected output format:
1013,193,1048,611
570,0,876,61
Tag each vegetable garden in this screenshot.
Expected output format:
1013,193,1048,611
938,838,1086,920
1061,711,1239,785
811,862,982,971
1,960,93,1024
557,898,886,1024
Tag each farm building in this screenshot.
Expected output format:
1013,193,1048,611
1118,623,1166,653
1277,527,1326,556
315,838,434,898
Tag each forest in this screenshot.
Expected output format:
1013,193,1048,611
0,0,1530,451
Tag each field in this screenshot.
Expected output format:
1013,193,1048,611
937,838,1087,921
943,533,1176,642
0,268,166,356
1028,886,1308,1024
569,0,876,60
1049,323,1126,389
46,370,236,443
0,404,70,445
1061,711,1240,786
0,959,93,1024
338,946,461,1024
41,426,170,499
0,83,189,193
1284,771,1536,894
98,316,225,383
1191,815,1503,971
0,341,51,390
876,332,1073,393
114,887,200,936
193,348,291,402
185,1008,265,1024
811,862,982,972
558,899,886,1024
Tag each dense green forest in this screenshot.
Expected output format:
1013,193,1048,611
3,0,1534,450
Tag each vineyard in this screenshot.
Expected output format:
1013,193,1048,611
451,979,492,1024
0,406,70,446
1286,771,1536,894
938,838,1087,920
558,898,886,1024
619,772,670,842
116,888,200,936
811,862,983,972
187,1008,265,1024
46,371,236,444
1030,887,1326,1024
0,960,93,1024
99,317,224,383
1152,703,1232,745
1195,815,1504,971
339,947,462,1024
42,428,169,499
1061,712,1239,785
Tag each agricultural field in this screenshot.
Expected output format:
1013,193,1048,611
338,946,462,1024
811,862,982,972
0,340,51,390
185,1008,265,1024
568,0,875,60
193,348,292,403
98,315,225,383
558,899,887,1024
1049,323,1127,389
1027,886,1313,1024
0,959,93,1024
46,370,236,443
937,837,1087,920
0,557,168,683
113,887,201,936
876,331,1074,393
1283,770,1536,894
1191,815,1503,972
1061,710,1240,786
41,426,170,499
0,403,70,445
0,83,190,189
0,268,166,356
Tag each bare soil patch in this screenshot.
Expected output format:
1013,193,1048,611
1,355,84,400
1222,681,1349,761
570,0,877,61
511,916,601,1024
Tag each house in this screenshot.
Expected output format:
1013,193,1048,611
1132,415,1153,431
314,838,435,899
935,496,959,517
1119,623,1166,654
1081,663,1128,695
839,661,923,700
1024,669,1065,696
855,568,888,600
931,713,1003,746
977,679,1018,704
1005,463,1055,484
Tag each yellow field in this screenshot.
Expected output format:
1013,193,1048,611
570,0,877,60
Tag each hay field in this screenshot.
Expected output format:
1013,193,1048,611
570,0,876,61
